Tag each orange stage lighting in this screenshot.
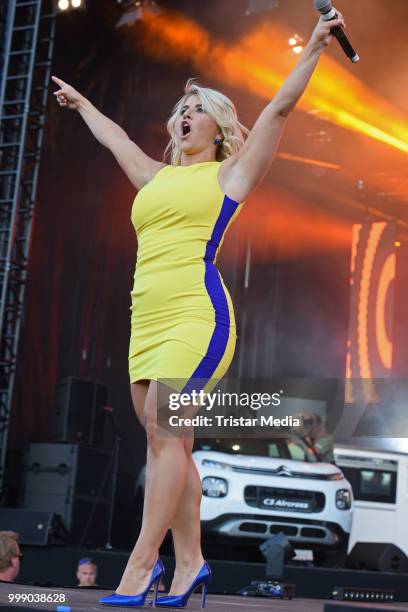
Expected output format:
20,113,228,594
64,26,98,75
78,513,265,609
234,184,351,261
346,221,396,382
276,152,340,170
140,11,408,155
376,252,395,370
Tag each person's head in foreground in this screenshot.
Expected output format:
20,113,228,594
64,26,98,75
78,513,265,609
0,531,22,582
165,78,249,166
76,557,98,587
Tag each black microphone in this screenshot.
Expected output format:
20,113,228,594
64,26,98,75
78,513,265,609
314,0,360,63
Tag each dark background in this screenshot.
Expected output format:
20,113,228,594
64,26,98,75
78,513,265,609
7,0,408,547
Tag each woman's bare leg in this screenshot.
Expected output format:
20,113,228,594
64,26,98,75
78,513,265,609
116,381,190,595
167,433,205,594
130,380,151,535
130,380,165,591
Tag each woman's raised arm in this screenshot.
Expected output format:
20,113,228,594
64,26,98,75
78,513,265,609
52,76,164,190
219,14,346,203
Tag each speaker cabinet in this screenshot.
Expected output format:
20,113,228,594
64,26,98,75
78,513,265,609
347,542,408,573
0,508,68,546
23,443,114,547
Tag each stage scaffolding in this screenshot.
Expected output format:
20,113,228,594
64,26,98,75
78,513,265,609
0,0,56,492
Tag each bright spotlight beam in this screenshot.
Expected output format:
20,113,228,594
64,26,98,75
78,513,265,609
277,152,340,170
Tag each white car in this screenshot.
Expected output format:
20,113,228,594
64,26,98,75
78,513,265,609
135,437,353,566
334,444,408,561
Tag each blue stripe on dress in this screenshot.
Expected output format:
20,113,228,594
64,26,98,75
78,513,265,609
181,195,240,395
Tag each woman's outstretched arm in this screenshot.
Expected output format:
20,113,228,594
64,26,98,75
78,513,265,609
219,13,346,203
52,76,164,190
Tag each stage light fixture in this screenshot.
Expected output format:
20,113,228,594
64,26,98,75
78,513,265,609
116,0,161,28
238,533,296,599
288,34,304,55
57,0,86,12
260,533,295,579
246,0,279,16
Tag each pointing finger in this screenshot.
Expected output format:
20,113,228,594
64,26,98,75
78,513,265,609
51,75,66,87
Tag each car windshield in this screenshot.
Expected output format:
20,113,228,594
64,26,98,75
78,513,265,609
194,437,321,463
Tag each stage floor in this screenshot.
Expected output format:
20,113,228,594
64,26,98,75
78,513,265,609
1,584,408,612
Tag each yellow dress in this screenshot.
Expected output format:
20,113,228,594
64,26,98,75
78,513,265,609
128,160,243,394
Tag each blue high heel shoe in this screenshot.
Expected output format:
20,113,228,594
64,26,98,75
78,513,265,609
99,558,165,607
154,561,212,608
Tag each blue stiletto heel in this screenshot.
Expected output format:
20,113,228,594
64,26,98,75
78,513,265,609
100,558,165,607
200,578,208,609
154,561,212,608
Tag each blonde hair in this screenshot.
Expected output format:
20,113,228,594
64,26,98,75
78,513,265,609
164,78,249,166
0,531,19,571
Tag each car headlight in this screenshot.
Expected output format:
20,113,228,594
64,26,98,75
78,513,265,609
336,489,352,510
201,459,232,470
202,476,228,498
326,472,344,481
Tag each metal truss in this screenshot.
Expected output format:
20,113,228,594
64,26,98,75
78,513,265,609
0,0,56,493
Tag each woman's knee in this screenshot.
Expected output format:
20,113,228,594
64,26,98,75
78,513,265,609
183,434,194,457
146,428,185,456
145,418,159,449
130,380,149,426
143,381,189,454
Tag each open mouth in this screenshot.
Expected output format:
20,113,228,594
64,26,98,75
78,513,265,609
181,121,191,137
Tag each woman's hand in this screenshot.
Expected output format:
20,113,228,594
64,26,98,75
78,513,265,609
51,75,84,110
310,13,346,51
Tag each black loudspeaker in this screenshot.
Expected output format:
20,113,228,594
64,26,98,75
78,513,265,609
0,508,68,546
50,377,108,446
347,542,408,573
23,443,115,547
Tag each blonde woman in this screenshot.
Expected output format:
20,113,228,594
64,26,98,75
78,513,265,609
52,12,345,609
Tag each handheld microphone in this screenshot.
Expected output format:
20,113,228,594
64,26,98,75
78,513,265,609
314,0,360,63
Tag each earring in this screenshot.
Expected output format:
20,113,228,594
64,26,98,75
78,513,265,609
213,138,222,145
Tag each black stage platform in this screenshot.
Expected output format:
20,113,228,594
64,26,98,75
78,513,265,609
1,583,408,612
17,548,408,602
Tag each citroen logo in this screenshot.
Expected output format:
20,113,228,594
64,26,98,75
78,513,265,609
276,465,293,477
